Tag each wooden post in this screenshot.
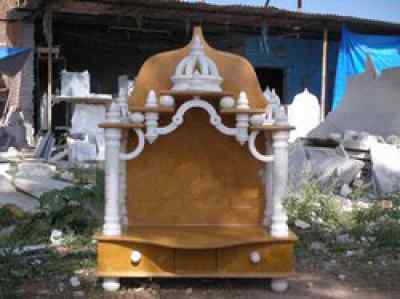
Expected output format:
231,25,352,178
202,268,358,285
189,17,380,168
320,28,328,121
297,0,303,11
46,9,53,132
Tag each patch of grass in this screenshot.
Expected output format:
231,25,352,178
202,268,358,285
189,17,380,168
285,180,346,232
351,192,400,249
0,167,104,298
285,179,400,258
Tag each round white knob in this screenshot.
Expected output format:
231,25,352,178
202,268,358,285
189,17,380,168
219,96,235,109
130,250,142,264
249,251,261,264
130,112,145,124
250,114,265,126
160,95,175,107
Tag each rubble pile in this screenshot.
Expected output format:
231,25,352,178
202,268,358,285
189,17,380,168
290,130,400,200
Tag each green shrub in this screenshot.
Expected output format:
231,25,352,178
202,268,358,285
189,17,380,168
0,167,105,298
285,180,344,232
352,192,400,249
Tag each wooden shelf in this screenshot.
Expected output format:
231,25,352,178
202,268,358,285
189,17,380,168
96,271,297,279
95,226,297,249
130,106,175,113
54,95,112,105
220,108,266,114
98,122,144,129
251,124,295,131
160,90,234,101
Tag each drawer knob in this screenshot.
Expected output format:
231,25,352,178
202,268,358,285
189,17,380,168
130,250,142,264
250,251,261,264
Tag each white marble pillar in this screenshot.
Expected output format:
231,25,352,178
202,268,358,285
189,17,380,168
263,132,273,227
119,137,128,226
103,103,122,236
270,130,289,238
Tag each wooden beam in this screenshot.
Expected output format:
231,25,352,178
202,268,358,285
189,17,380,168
44,8,54,132
320,27,328,121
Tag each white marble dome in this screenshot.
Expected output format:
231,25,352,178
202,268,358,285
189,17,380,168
171,34,223,92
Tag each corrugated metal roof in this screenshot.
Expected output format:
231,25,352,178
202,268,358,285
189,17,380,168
137,0,400,28
19,0,400,35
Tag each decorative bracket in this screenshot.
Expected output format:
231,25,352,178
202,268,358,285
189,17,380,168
248,130,274,162
119,128,145,161
157,97,238,138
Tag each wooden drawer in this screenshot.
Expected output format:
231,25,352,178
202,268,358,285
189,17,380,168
97,241,174,275
218,243,294,274
175,249,217,273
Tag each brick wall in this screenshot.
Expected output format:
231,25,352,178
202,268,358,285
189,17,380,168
0,1,35,147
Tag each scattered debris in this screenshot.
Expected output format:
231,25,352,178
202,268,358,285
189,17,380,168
13,176,72,199
59,171,74,182
0,166,39,213
338,274,346,281
294,219,311,230
186,288,193,295
69,276,81,288
340,184,352,197
310,241,326,252
0,244,47,256
370,142,400,195
50,230,64,246
134,287,145,293
73,291,85,297
15,161,56,178
337,233,352,244
0,225,15,238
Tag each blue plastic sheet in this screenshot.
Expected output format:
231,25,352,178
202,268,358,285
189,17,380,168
0,47,27,60
332,27,400,110
0,47,30,75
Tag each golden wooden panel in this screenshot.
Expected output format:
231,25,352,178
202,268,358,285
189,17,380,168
218,243,294,274
97,241,174,274
129,27,267,109
127,109,266,226
175,249,217,273
95,226,298,249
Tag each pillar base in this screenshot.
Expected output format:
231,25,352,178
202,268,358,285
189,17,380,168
102,278,120,292
103,224,122,236
271,278,288,293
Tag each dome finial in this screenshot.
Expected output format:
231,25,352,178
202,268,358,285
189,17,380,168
171,28,223,92
190,34,204,55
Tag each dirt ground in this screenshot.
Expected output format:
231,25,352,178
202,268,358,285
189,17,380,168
16,252,400,299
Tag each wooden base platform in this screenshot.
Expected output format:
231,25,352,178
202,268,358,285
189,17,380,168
96,226,297,278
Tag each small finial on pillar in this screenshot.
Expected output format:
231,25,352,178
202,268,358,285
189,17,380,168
145,90,158,108
237,91,250,110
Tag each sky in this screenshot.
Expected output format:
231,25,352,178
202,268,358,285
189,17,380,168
194,0,400,24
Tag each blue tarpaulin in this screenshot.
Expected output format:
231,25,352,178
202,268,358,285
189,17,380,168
332,27,400,110
0,47,27,60
0,47,30,75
